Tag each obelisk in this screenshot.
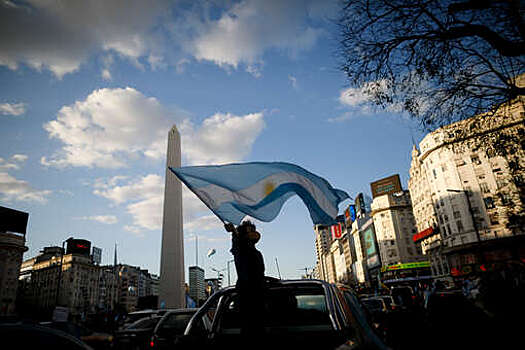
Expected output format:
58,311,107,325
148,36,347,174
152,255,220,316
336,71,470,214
159,125,185,308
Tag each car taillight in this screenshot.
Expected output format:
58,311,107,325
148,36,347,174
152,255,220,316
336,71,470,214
411,295,416,300
150,338,155,348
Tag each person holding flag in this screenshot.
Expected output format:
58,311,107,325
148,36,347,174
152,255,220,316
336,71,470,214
170,161,349,345
225,220,265,340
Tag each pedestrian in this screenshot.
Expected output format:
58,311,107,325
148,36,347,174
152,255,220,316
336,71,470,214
225,220,266,342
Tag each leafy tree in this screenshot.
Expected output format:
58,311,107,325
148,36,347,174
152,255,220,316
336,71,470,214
338,0,524,128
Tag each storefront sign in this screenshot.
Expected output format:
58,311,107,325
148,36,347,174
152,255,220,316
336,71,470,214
412,227,435,242
381,261,430,272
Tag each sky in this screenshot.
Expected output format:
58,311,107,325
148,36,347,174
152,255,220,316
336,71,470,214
0,0,426,283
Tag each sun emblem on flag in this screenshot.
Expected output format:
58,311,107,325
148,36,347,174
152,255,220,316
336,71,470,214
263,181,275,197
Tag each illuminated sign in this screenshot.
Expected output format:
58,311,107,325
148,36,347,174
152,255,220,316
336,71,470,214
412,227,436,242
380,261,430,272
331,223,342,240
355,193,366,214
66,239,91,256
370,174,402,198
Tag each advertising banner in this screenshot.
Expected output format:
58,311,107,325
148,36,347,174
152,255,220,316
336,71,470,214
92,246,102,265
331,223,342,240
370,174,402,198
363,227,376,257
380,261,430,272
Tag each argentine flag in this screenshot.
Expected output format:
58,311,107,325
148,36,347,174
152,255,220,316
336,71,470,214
170,162,349,225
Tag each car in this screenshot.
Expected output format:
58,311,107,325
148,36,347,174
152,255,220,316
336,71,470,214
1,323,93,350
114,316,162,350
122,309,170,329
390,286,416,309
176,279,390,350
39,321,113,350
150,308,199,349
360,297,389,314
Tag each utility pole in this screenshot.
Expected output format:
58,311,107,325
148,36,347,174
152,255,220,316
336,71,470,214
275,258,282,279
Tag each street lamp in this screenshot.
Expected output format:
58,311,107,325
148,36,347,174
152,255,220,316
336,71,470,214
446,189,481,243
56,237,73,307
227,260,234,286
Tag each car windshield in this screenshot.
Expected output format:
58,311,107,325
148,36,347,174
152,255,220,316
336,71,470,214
126,317,160,330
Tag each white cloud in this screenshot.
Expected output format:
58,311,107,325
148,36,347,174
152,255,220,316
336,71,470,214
94,174,163,233
184,215,223,232
288,75,298,89
77,215,118,224
11,154,28,162
42,87,172,168
0,102,26,116
0,0,170,78
0,154,29,171
338,86,371,107
187,0,330,71
94,174,163,205
180,112,265,165
0,172,51,203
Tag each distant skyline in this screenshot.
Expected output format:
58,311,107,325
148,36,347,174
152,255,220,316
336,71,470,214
0,0,425,283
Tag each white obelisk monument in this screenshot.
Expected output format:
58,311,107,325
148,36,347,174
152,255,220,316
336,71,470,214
159,125,185,308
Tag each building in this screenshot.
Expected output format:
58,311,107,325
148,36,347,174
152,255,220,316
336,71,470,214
370,189,425,267
0,232,28,315
408,88,525,278
0,206,29,316
23,242,102,316
188,266,205,305
313,224,332,281
159,125,185,309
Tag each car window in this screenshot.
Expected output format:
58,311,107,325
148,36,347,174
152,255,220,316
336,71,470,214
219,287,331,333
160,313,194,334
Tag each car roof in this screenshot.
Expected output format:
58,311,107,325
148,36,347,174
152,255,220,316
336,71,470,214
0,324,93,349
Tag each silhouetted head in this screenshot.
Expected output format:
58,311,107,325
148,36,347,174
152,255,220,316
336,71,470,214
237,220,260,244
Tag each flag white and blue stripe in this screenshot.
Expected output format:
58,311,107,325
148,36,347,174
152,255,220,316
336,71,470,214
170,162,349,225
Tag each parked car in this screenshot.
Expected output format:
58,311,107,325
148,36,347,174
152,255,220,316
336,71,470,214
176,279,390,350
150,308,199,349
1,323,93,350
114,316,162,350
39,321,113,350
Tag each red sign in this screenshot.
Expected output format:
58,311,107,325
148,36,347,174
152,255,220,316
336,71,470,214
412,227,434,242
331,223,342,240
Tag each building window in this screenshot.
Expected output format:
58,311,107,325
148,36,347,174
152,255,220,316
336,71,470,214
489,214,499,225
471,155,481,165
480,182,490,193
484,197,495,209
456,221,464,232
433,169,437,179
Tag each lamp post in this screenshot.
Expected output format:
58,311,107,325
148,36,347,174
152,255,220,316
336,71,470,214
446,189,481,243
56,237,73,307
227,260,234,286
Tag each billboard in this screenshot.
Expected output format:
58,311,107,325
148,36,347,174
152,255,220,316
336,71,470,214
0,206,29,235
355,193,366,214
66,239,91,256
412,227,436,242
92,246,102,265
331,223,343,240
362,227,377,257
370,174,402,198
344,205,356,226
380,261,430,272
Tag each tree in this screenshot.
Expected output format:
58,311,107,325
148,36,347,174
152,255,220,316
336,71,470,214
338,0,524,128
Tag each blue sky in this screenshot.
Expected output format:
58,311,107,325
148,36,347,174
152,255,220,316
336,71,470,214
0,0,425,282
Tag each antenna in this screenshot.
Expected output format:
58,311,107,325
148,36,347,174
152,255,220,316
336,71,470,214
275,257,282,279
